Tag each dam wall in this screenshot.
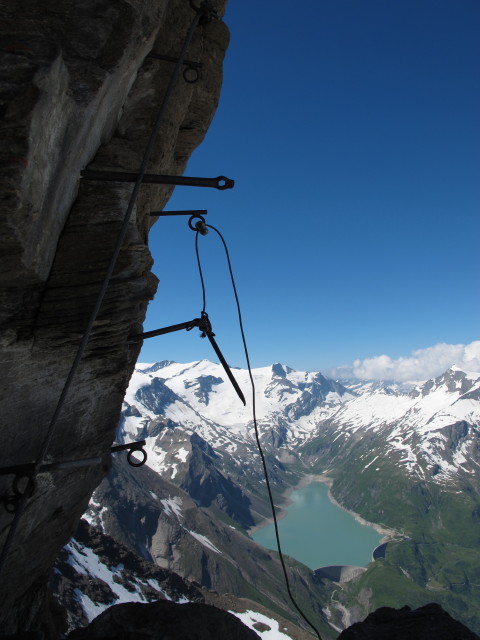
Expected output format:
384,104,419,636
314,565,367,583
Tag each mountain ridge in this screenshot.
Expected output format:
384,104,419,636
122,359,480,486
109,358,480,634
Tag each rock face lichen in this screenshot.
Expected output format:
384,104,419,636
0,0,228,631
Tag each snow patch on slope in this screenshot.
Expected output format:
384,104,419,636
187,531,222,554
161,496,183,520
230,610,295,639
64,537,180,623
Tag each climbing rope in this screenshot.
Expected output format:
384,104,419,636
0,3,211,576
194,222,324,640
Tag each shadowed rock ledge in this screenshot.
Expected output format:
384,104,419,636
68,601,261,640
337,603,480,640
0,0,228,632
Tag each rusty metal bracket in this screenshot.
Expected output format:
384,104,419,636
81,170,234,190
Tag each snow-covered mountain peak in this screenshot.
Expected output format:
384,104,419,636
120,360,480,487
339,378,423,397
271,363,293,378
450,364,480,377
411,366,480,400
125,360,352,428
140,360,176,374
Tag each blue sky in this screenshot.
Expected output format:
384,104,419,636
140,0,479,375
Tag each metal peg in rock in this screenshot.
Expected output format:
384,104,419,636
81,170,234,190
111,440,147,467
147,53,201,84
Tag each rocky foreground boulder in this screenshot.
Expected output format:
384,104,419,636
338,603,480,639
68,601,261,640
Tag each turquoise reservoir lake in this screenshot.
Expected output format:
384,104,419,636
251,481,382,569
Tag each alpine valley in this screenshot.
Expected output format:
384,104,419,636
61,359,480,638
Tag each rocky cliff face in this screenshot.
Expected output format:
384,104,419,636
0,0,228,632
83,458,330,636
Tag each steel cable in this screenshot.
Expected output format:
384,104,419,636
196,224,323,639
195,231,207,313
0,7,203,576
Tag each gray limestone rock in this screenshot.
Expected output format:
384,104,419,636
0,0,228,632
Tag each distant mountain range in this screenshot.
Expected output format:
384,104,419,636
121,360,480,489
57,359,480,637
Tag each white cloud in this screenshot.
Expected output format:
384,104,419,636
329,341,480,382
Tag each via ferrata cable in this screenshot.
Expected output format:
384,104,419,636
195,230,207,314
195,223,323,640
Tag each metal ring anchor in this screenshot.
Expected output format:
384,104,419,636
2,475,36,513
183,65,200,83
12,474,36,499
4,494,18,514
127,448,148,467
111,440,147,467
188,214,208,235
